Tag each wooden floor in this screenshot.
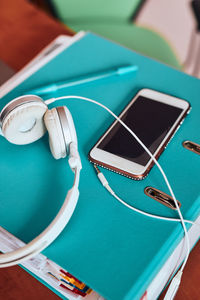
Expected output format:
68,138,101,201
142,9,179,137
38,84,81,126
0,0,200,299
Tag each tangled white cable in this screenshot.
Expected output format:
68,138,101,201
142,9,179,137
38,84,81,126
46,95,196,300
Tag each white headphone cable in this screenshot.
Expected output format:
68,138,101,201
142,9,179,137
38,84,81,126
93,164,199,226
46,95,192,299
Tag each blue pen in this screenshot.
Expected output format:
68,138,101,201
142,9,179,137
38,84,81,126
28,65,138,95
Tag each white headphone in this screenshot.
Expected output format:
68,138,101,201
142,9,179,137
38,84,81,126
0,93,197,300
0,95,82,268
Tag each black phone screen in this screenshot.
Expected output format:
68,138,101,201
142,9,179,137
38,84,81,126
98,96,183,166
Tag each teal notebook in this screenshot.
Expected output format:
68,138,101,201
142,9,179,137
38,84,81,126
0,32,200,300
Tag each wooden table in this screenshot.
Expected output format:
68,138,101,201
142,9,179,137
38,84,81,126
0,0,73,71
0,0,200,299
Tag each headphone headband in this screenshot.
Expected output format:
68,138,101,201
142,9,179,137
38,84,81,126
0,95,81,267
0,168,80,267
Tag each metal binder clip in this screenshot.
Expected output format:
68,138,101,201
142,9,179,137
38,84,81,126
183,140,200,155
144,187,181,210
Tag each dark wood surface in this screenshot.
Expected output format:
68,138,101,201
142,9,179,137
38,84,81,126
0,0,73,71
0,0,200,299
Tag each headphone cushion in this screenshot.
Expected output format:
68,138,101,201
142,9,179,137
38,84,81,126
2,101,47,145
44,108,66,159
62,106,78,145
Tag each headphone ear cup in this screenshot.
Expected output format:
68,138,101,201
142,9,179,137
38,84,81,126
44,108,66,159
0,95,47,145
62,106,77,145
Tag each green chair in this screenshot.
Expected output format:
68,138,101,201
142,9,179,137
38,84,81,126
49,0,181,69
51,0,142,23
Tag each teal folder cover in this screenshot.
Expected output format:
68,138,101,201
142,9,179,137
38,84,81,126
0,32,200,300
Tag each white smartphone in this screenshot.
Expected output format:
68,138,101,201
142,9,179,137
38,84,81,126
89,89,190,180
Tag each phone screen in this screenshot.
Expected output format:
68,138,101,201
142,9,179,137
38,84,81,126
98,96,183,166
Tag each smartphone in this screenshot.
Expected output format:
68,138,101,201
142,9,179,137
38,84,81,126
89,89,190,180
